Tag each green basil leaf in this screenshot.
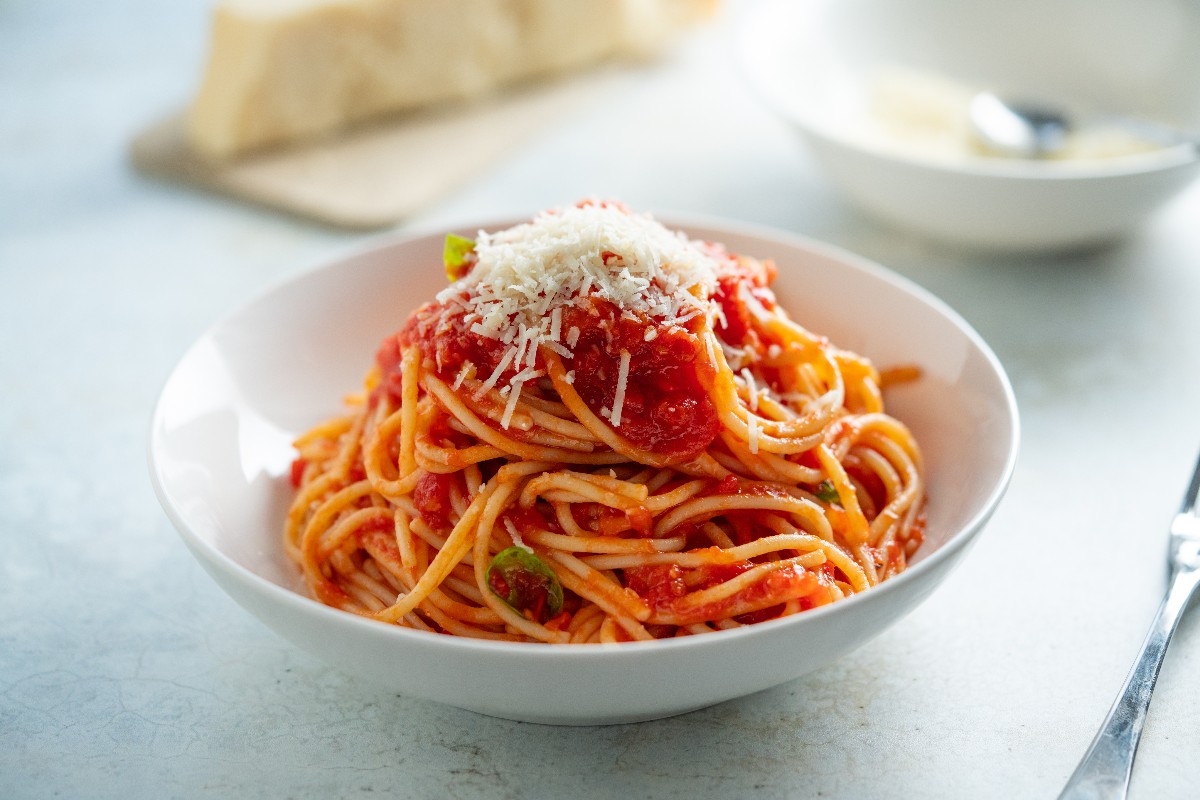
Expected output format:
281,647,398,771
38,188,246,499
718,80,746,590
486,546,564,621
815,480,841,505
443,233,476,282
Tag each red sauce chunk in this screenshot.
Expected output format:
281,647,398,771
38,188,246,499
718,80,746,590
713,254,777,348
502,504,561,535
375,333,407,402
394,295,511,386
627,560,815,627
625,563,690,610
563,299,720,461
412,471,459,530
289,457,307,488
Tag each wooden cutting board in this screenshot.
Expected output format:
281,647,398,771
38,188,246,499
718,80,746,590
130,67,627,230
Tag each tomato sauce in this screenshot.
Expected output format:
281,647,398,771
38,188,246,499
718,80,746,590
502,503,561,535
696,478,796,544
712,253,777,348
571,502,654,536
562,299,719,461
375,333,407,401
396,295,505,385
625,563,690,610
376,247,785,462
709,478,794,501
626,559,815,626
384,292,724,462
412,471,459,530
289,457,307,488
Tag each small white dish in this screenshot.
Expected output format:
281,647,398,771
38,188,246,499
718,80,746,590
148,216,1019,725
737,0,1200,251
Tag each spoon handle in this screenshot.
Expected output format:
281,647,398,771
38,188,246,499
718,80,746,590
1057,565,1200,799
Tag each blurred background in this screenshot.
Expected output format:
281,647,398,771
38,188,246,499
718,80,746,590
4,0,1200,797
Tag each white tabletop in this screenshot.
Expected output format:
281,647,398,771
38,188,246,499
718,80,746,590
5,2,1200,798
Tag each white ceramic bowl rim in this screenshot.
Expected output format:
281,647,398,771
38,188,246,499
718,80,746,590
149,213,1020,665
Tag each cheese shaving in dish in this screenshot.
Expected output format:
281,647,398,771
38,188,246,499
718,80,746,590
610,349,632,428
477,347,517,397
741,367,760,412
451,362,473,391
439,203,720,366
502,518,533,554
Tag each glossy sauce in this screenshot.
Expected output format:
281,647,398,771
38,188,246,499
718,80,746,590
412,471,459,530
625,558,817,626
385,293,723,462
562,298,718,461
712,252,777,348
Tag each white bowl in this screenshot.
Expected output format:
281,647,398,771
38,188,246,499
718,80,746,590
738,0,1200,251
148,216,1019,725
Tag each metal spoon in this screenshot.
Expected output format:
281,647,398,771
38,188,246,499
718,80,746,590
1057,450,1200,799
967,91,1199,159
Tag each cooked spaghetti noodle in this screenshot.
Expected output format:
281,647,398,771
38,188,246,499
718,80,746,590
284,201,925,643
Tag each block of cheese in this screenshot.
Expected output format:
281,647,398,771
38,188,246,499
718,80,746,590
187,0,716,159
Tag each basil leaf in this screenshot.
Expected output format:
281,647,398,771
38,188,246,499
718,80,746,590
443,233,476,282
486,546,564,621
815,480,841,505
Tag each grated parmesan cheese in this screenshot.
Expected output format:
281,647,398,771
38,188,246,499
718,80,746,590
500,379,524,429
430,203,757,435
502,518,533,553
498,367,543,429
477,346,517,397
741,367,759,412
451,362,474,390
441,205,718,323
439,204,720,405
611,349,631,428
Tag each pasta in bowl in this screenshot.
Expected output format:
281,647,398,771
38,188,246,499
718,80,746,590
149,204,1017,724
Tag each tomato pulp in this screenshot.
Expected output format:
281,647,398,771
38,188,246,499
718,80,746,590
387,294,722,462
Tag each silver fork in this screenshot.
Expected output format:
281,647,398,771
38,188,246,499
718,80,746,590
1058,450,1200,799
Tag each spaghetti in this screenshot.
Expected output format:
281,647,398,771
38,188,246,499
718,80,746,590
284,201,925,643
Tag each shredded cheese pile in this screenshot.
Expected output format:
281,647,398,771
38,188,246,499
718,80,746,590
439,203,719,349
435,204,722,429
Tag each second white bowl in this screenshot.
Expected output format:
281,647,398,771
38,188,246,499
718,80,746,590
738,0,1200,251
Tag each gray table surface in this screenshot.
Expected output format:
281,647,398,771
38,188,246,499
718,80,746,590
5,2,1200,798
